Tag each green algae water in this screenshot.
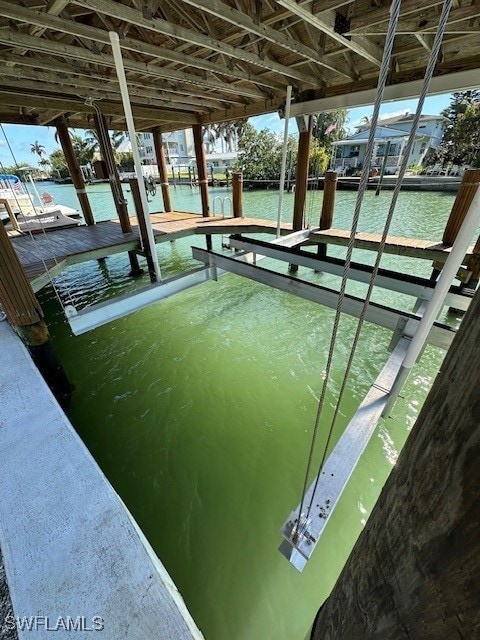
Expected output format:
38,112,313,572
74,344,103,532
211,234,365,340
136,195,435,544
39,182,457,639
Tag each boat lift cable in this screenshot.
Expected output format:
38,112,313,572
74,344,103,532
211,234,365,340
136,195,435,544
293,0,403,538
304,0,453,520
305,170,316,229
276,85,292,238
0,128,75,311
89,100,127,210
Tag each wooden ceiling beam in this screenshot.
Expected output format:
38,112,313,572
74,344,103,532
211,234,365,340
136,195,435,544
415,33,435,53
0,52,245,109
0,111,39,125
0,52,234,108
200,97,279,126
0,0,285,92
0,76,209,114
39,110,72,126
0,88,199,124
180,0,352,74
348,0,445,31
71,0,351,82
348,3,480,35
15,0,69,55
0,29,266,101
276,0,383,66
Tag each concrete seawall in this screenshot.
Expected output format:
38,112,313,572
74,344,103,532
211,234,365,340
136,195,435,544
0,320,203,639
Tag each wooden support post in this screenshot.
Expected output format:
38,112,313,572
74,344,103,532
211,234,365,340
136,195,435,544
442,169,480,245
151,127,172,212
192,123,212,250
93,112,130,232
55,116,95,226
375,139,391,197
293,117,313,232
0,222,72,406
232,172,243,218
129,179,156,283
0,198,20,232
291,116,313,272
317,170,338,259
310,287,480,640
468,234,480,286
93,111,141,276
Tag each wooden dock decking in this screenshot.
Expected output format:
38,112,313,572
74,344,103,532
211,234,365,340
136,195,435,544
9,211,475,293
309,228,475,263
10,212,290,291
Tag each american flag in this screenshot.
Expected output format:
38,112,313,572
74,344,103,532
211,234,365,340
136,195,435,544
10,176,21,193
325,123,337,135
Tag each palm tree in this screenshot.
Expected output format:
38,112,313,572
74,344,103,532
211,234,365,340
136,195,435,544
357,115,373,132
203,125,216,153
232,118,248,148
54,127,75,144
30,141,45,160
85,129,126,161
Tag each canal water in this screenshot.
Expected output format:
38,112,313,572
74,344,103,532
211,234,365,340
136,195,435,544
38,181,457,640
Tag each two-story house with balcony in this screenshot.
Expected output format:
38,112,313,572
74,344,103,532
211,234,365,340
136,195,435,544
331,113,446,174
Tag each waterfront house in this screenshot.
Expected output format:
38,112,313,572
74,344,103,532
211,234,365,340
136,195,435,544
331,113,446,174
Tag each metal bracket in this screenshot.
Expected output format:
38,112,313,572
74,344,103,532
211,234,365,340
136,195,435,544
295,115,309,133
388,316,407,351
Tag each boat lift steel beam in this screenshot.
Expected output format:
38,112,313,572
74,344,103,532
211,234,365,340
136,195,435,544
228,235,473,312
278,336,411,572
64,229,311,336
191,247,456,351
66,266,216,335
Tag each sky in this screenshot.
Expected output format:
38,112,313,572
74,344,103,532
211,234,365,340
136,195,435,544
0,93,453,169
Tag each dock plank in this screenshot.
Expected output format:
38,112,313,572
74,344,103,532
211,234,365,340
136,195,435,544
309,228,473,263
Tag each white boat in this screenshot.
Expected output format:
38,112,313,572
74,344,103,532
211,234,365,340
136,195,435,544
0,174,81,233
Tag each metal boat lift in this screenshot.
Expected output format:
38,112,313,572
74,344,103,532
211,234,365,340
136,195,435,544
192,194,480,571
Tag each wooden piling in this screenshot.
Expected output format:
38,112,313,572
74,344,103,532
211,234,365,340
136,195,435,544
375,139,391,197
192,123,212,250
291,117,312,273
152,127,172,212
317,170,338,260
232,172,243,218
292,117,313,232
310,287,480,640
129,179,156,283
442,169,480,246
0,198,20,232
93,111,141,275
0,222,71,405
55,116,95,226
93,112,130,232
468,234,480,285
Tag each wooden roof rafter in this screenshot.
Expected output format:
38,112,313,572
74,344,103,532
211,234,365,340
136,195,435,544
71,0,350,82
0,30,269,102
0,1,286,94
0,0,479,133
179,0,353,76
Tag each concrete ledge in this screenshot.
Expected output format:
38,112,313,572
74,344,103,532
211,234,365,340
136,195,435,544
0,320,203,639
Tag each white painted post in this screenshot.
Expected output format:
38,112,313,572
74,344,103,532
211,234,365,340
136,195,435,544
276,85,292,238
109,31,162,282
383,180,480,416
